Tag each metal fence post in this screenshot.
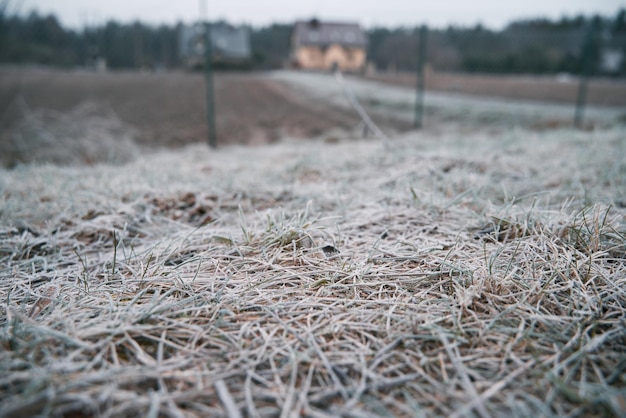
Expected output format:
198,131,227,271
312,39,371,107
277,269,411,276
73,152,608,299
414,25,428,129
574,26,595,128
204,21,217,148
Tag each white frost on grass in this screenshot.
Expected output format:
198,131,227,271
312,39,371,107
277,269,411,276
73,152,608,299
1,101,140,167
2,126,624,231
1,126,625,417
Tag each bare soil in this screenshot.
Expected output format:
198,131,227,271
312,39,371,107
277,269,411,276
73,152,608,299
0,69,411,149
364,71,626,106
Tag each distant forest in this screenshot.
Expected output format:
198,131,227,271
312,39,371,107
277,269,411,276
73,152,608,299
1,2,625,76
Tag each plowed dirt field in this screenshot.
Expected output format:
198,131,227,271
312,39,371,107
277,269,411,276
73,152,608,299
0,69,410,148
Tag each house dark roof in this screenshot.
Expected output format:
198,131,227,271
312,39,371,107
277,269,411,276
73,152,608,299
292,20,367,48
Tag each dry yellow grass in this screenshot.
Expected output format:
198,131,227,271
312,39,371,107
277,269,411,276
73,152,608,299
1,125,625,417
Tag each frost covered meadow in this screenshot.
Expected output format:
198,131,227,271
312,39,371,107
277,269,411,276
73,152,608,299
1,71,625,417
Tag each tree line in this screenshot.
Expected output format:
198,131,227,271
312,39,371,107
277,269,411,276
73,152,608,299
1,4,625,76
368,10,626,75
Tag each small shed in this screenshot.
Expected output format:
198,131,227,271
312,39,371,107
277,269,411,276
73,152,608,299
291,19,367,72
179,23,251,69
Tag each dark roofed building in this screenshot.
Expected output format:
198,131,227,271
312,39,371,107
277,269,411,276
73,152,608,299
291,19,367,72
179,23,251,68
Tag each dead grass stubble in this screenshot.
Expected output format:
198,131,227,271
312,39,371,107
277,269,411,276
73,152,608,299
1,129,625,417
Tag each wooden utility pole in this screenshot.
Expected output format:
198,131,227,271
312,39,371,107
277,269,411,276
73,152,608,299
201,0,217,148
414,25,428,129
575,25,594,128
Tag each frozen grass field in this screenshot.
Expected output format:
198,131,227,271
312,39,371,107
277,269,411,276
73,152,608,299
1,119,625,416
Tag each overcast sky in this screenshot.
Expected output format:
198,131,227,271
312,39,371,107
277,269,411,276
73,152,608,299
15,0,626,29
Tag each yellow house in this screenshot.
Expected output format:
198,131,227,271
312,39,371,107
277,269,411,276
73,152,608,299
291,19,367,72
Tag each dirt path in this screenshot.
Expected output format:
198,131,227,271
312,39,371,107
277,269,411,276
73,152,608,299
272,70,626,129
363,71,626,107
